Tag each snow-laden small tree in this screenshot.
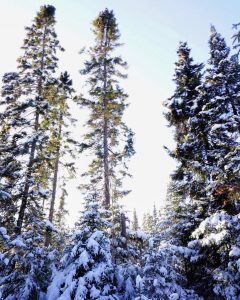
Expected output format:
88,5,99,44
0,117,20,235
110,202,132,265
113,229,148,300
114,263,139,300
188,211,240,299
161,181,201,246
50,180,70,255
141,238,201,300
0,220,56,300
47,195,118,300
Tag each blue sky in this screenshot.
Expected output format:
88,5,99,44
1,1,240,224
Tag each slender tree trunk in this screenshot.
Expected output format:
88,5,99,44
103,118,110,208
103,26,110,209
45,114,62,246
16,114,39,234
16,26,47,235
120,212,127,238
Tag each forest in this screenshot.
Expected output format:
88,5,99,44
0,4,240,300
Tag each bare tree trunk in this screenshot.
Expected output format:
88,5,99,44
45,114,62,246
16,26,47,235
16,116,39,234
120,212,127,238
103,25,110,209
103,118,110,208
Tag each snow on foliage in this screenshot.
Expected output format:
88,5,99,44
47,198,118,299
140,239,201,299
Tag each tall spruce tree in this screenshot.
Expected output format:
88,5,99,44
163,41,204,246
186,26,240,299
202,26,240,211
0,5,64,235
79,8,134,209
79,7,135,271
0,6,69,299
79,9,136,299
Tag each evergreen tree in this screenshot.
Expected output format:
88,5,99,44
161,181,200,247
202,26,240,212
163,41,205,246
79,8,134,209
186,26,240,299
189,211,240,299
141,206,160,235
131,208,139,231
47,196,118,300
0,221,56,300
79,9,135,292
0,6,69,299
151,204,159,235
110,202,129,264
142,212,153,234
0,118,20,235
165,41,203,137
0,5,64,235
141,238,200,299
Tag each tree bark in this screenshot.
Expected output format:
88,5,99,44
45,113,62,246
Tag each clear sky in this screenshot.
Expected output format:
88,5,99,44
1,1,240,225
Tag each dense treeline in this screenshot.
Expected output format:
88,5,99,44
0,5,239,300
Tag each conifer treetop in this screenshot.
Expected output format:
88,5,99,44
34,5,56,27
208,25,230,67
92,8,120,46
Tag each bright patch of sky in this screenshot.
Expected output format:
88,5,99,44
0,0,239,226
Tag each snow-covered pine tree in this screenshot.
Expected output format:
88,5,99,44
189,211,240,299
0,6,68,299
142,205,160,235
202,26,240,211
151,204,159,235
0,5,64,235
141,238,200,300
0,221,57,300
0,117,20,235
163,41,204,246
79,7,136,291
78,9,137,298
47,194,118,300
186,26,240,299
